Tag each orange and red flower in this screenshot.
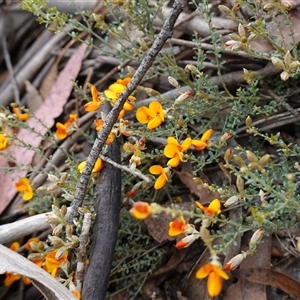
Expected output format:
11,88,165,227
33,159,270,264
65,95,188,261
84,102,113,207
130,201,152,219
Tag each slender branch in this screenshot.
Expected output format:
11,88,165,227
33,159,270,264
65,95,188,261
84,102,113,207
99,154,152,183
66,0,188,223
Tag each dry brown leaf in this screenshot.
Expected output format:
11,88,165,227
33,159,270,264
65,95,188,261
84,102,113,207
232,268,300,299
173,168,220,203
0,43,87,215
144,202,193,243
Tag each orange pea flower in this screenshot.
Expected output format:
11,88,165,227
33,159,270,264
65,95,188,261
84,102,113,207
44,249,68,277
196,262,229,297
94,119,116,144
192,129,213,151
15,177,34,201
116,77,131,86
168,215,187,236
55,114,78,140
136,101,165,130
84,84,103,112
196,199,221,216
130,201,152,219
4,242,31,286
0,134,9,150
149,165,169,190
164,137,192,167
78,158,104,174
104,81,136,111
12,107,30,121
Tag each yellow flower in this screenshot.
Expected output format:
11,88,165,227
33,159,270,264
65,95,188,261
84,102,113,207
12,107,30,121
55,114,78,140
15,177,34,201
149,165,169,189
196,199,221,216
0,134,9,150
44,249,68,277
130,201,152,219
168,215,187,236
84,85,103,112
192,129,213,151
164,137,192,167
196,262,229,297
78,158,104,174
104,81,136,111
136,101,165,130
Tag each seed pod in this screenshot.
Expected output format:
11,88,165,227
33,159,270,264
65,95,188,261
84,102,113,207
224,148,233,163
233,155,246,167
246,150,258,162
259,154,271,165
245,116,252,127
236,175,244,192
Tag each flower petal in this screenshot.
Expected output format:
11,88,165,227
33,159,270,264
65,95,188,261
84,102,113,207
196,264,212,279
181,137,192,151
149,165,163,175
167,157,181,168
192,140,207,151
136,107,152,124
207,270,223,297
208,199,221,214
104,89,118,101
148,116,163,130
167,137,179,145
109,83,126,94
164,144,179,158
154,173,167,189
84,101,101,112
201,129,213,142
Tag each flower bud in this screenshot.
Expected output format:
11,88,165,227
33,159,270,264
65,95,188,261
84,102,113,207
218,5,231,14
55,247,68,260
245,116,252,127
48,174,59,182
52,224,63,236
174,91,192,105
175,234,198,249
248,162,262,171
168,76,179,88
281,1,292,10
249,229,264,249
280,71,290,81
220,132,232,143
48,236,65,247
223,252,247,271
271,57,285,70
185,64,199,73
60,205,67,217
224,195,239,207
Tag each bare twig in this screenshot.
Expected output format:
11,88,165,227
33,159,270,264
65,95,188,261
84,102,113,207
99,154,152,183
265,86,300,118
66,0,188,224
75,212,92,293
